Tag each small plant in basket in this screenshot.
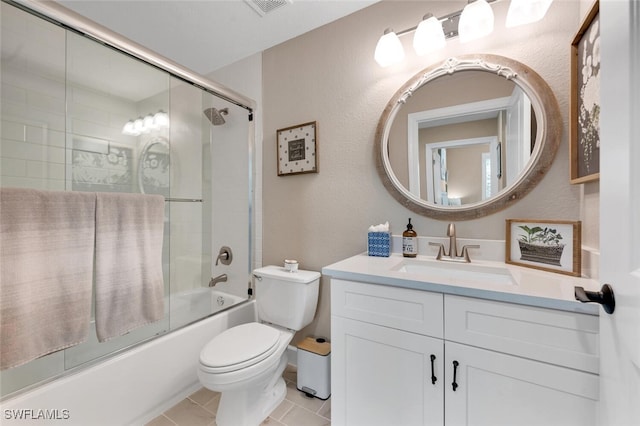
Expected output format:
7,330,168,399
517,225,565,266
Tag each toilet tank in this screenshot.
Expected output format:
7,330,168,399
253,265,320,330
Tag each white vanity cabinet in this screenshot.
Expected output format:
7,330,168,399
444,295,599,426
331,279,600,426
331,279,444,426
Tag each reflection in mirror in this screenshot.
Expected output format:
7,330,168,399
138,137,170,196
377,55,561,220
424,85,534,205
389,70,537,206
428,138,498,205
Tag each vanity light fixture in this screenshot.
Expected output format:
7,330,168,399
458,0,494,43
143,114,155,131
153,110,170,128
134,117,144,134
374,29,405,67
459,0,495,43
122,111,170,136
374,0,553,67
413,14,446,56
505,0,553,28
122,120,136,136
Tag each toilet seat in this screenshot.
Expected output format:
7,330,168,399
199,323,280,373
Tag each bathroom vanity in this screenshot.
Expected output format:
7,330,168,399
323,253,601,426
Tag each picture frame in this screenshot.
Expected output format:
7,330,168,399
276,121,318,176
505,219,581,276
570,0,600,184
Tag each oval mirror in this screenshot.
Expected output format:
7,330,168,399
138,136,170,196
376,54,562,220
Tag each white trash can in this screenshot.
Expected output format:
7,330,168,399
296,337,331,400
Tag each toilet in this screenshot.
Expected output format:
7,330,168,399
197,265,320,426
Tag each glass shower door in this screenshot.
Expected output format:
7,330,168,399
205,93,252,303
168,80,251,330
0,1,253,399
63,31,171,369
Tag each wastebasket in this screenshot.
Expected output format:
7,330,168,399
296,336,331,399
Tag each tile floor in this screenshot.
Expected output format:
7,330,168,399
145,365,330,426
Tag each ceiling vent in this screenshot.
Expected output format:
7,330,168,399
244,0,292,17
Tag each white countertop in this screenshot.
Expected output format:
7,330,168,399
322,253,601,315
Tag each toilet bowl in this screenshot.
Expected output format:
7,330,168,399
197,266,320,426
198,322,293,425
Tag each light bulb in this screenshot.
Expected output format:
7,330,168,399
153,111,169,129
374,29,405,67
122,120,137,136
413,15,446,56
459,0,495,43
134,118,144,134
143,114,155,131
506,0,553,28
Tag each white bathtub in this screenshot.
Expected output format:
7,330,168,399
0,299,256,425
170,288,247,330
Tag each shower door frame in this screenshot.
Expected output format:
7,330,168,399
6,1,255,112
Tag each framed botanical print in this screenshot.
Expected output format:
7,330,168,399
570,0,600,184
276,122,318,176
506,219,582,276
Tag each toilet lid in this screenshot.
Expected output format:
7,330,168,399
200,323,280,372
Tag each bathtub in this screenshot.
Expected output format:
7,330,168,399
170,288,247,330
0,297,256,425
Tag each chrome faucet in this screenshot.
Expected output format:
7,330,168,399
429,223,479,263
209,273,228,287
447,223,458,261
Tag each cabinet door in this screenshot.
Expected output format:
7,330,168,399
444,341,598,426
332,316,444,426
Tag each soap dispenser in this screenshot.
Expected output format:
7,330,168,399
402,218,418,258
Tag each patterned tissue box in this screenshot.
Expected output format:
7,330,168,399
368,232,391,257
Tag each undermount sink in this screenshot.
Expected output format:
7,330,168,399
391,258,516,286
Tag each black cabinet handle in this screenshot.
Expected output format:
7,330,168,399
452,360,459,391
430,354,437,385
575,284,616,314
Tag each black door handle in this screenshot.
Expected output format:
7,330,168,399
430,354,437,385
452,360,459,391
575,284,615,314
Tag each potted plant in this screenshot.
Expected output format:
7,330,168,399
517,225,565,266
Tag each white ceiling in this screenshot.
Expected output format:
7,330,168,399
58,0,379,75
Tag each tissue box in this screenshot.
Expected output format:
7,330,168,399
368,232,390,257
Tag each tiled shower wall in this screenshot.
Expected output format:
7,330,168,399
1,4,67,189
1,7,143,193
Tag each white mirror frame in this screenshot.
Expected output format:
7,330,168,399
376,54,562,220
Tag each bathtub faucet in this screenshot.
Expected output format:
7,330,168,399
209,274,228,287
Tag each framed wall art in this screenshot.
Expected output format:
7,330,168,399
570,0,600,184
506,219,581,276
276,121,318,176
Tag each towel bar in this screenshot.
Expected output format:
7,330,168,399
164,198,203,203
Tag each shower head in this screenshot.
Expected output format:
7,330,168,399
204,107,229,126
